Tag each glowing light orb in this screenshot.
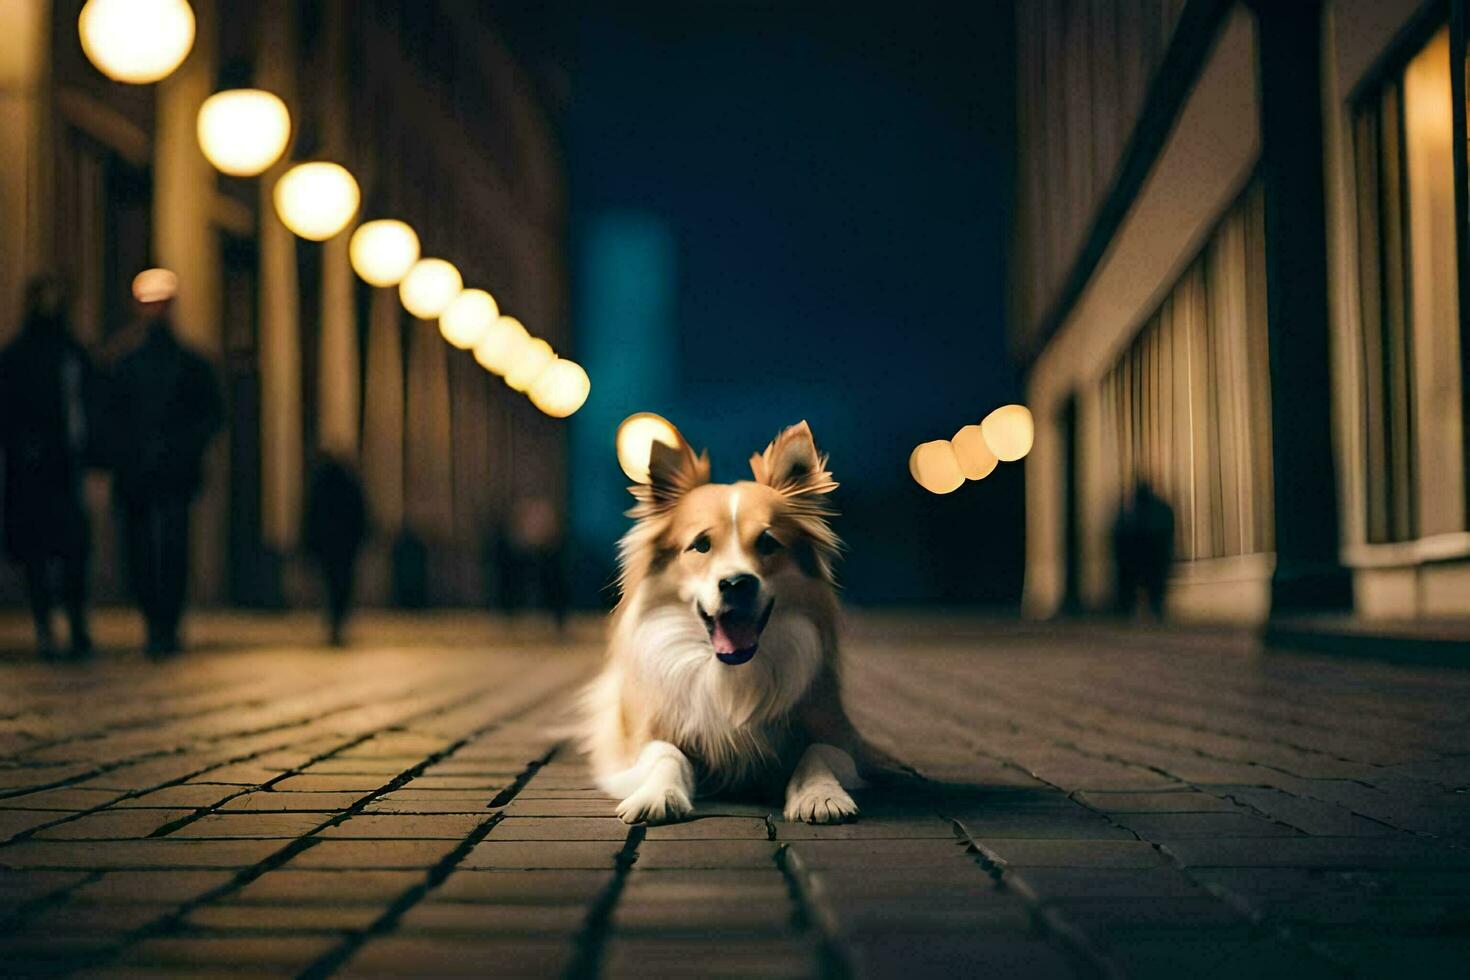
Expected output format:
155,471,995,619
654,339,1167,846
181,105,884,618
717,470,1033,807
349,220,420,287
472,316,530,375
981,404,1035,462
952,424,998,480
911,440,965,494
505,337,555,392
196,89,290,176
131,268,178,304
617,413,683,484
79,0,195,84
529,359,591,418
438,289,499,349
398,258,462,319
273,162,360,241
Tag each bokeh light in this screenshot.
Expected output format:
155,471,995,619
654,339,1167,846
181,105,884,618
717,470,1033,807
504,337,555,392
529,359,591,418
349,220,420,287
196,89,290,177
472,316,530,375
273,162,360,241
617,413,683,484
79,0,195,84
398,258,462,319
981,404,1035,462
952,424,998,480
439,289,499,349
131,268,179,304
911,439,965,494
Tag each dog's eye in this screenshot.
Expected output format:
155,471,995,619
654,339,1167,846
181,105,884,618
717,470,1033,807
756,530,784,556
687,534,711,554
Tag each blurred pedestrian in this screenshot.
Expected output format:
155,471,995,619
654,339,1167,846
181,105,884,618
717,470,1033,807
499,497,568,631
101,270,223,657
0,276,96,659
1112,481,1175,620
303,455,367,646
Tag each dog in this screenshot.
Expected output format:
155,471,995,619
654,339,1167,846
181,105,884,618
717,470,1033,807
579,420,883,824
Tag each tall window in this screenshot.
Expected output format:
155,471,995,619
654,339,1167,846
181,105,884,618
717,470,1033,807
1352,24,1466,543
1100,184,1274,561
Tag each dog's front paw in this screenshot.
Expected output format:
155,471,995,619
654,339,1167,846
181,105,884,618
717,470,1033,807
617,783,693,825
784,783,858,824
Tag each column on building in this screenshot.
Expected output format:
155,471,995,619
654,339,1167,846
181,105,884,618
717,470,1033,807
316,0,358,461
0,0,52,340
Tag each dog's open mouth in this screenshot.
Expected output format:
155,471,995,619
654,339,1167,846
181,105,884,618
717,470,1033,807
699,601,774,666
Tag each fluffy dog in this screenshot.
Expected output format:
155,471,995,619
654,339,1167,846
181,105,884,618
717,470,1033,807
579,421,881,824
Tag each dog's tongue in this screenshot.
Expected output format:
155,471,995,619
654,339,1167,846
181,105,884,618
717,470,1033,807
712,617,759,656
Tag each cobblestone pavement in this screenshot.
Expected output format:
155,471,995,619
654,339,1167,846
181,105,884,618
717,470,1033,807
1,615,1468,978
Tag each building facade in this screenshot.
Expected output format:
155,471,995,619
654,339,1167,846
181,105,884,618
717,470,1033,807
0,0,567,608
1016,0,1469,621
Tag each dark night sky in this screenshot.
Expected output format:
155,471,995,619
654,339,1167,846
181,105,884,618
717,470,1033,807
554,3,1023,605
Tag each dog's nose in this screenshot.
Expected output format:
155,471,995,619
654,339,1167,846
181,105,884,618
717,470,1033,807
719,573,759,603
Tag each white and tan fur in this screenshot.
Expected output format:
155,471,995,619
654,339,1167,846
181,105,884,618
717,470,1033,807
579,421,881,824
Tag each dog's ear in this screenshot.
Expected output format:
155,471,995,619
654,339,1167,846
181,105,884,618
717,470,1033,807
750,420,837,496
629,436,710,517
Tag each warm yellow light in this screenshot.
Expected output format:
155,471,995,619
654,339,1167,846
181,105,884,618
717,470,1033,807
981,404,1034,462
472,316,530,375
439,289,499,349
952,424,998,480
196,89,290,177
131,268,178,303
273,162,360,241
617,413,683,484
79,0,195,84
349,220,420,287
398,258,462,319
529,359,591,418
911,440,965,494
505,337,555,392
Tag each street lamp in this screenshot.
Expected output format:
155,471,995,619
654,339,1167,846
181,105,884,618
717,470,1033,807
438,289,499,349
951,424,998,480
273,162,360,241
349,220,420,287
398,258,462,319
504,337,555,392
79,0,195,84
529,359,591,418
472,315,529,375
196,89,291,177
617,412,683,484
981,404,1035,462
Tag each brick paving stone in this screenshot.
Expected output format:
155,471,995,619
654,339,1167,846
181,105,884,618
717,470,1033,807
634,840,779,869
284,839,461,869
782,837,975,869
848,936,1081,980
229,870,424,904
23,902,176,935
164,812,327,838
0,839,283,869
318,813,488,839
461,840,624,870
217,791,363,812
428,869,613,904
1076,791,1245,813
642,816,772,840
186,902,384,931
396,901,587,936
619,869,791,904
361,796,495,814
114,936,338,971
972,839,1167,868
68,870,234,904
1005,867,1210,900
497,797,621,817
490,817,630,840
0,787,121,810
340,936,573,977
1116,813,1303,839
1160,837,1470,870
0,808,62,840
270,774,390,793
601,936,820,979
110,785,243,809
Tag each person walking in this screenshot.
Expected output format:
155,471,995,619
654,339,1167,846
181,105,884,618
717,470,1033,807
102,270,223,657
1112,481,1176,620
0,276,96,659
303,455,367,646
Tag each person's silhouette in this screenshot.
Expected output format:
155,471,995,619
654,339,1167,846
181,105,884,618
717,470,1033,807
1112,481,1176,620
303,456,367,646
100,270,223,657
0,276,96,659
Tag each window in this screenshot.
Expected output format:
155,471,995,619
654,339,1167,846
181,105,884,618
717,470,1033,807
1100,183,1274,561
1352,23,1466,543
